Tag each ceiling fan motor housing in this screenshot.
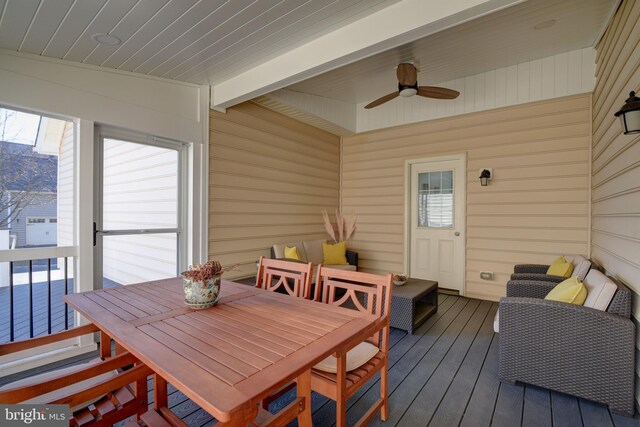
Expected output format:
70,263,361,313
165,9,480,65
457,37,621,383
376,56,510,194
399,83,418,97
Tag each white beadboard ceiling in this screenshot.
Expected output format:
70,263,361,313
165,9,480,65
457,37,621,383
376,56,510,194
0,0,617,127
0,0,400,84
288,0,618,104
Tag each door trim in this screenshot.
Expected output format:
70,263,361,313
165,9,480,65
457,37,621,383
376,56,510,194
403,153,467,293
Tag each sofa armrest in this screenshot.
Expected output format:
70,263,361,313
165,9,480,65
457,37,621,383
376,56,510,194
513,264,549,274
346,250,358,268
506,280,557,298
509,273,565,283
270,247,276,259
498,297,635,415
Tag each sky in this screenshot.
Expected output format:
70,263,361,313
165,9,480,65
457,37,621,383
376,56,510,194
0,108,42,145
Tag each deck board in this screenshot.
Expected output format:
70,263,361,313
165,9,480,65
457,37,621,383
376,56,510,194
428,301,497,427
551,390,583,427
397,300,493,426
522,385,552,427
3,290,640,426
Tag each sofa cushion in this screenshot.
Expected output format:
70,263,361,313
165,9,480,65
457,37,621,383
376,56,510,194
583,270,617,311
547,256,573,278
303,240,325,264
322,241,348,265
284,246,301,260
544,276,586,305
314,341,379,373
571,255,591,281
273,241,308,261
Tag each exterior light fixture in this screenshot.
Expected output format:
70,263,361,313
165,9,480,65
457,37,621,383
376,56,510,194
614,91,640,135
479,169,492,186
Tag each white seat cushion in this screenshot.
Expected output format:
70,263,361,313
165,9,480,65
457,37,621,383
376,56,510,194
0,360,118,412
493,309,500,333
314,342,379,373
571,255,591,281
583,270,617,311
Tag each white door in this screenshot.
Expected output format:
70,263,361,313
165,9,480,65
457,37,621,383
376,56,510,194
94,127,187,288
409,156,465,294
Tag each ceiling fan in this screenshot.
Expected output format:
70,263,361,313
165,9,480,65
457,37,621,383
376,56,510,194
364,63,460,109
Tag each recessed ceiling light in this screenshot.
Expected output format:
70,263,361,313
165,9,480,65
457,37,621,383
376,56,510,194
533,19,556,30
92,33,121,46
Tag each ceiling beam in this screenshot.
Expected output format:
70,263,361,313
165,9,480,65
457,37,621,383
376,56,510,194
211,0,526,109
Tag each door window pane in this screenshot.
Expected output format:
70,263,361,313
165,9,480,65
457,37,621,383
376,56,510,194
102,139,178,230
103,233,177,287
418,171,454,228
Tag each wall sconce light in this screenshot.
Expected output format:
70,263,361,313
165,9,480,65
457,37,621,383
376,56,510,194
479,168,492,186
614,91,640,135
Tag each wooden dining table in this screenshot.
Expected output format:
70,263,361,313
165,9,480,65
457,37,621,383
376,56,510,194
65,278,381,426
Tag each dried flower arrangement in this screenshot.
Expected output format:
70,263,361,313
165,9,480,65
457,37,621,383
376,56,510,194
182,260,237,282
321,209,357,243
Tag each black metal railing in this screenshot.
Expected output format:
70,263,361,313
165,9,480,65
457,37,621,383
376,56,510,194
2,256,74,343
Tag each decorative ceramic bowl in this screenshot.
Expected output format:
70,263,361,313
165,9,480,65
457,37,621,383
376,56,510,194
393,274,408,286
183,276,221,309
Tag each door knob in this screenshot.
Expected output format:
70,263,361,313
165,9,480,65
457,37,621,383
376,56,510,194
454,232,460,236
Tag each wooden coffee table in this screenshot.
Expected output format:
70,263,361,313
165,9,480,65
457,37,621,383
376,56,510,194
390,278,438,334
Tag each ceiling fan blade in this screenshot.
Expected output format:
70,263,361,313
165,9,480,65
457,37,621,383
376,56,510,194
396,63,417,86
417,86,460,99
364,92,399,109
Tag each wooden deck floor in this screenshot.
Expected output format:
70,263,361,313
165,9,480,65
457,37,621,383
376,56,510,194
2,291,640,427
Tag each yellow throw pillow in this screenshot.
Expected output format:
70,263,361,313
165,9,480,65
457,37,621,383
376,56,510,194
284,246,301,260
547,256,574,277
322,241,348,265
545,277,587,305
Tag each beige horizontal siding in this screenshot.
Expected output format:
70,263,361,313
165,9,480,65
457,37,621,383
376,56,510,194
342,94,591,301
591,0,640,404
592,0,640,315
209,102,340,279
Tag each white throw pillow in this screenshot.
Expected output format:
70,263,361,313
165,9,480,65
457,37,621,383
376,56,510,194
493,309,500,333
571,255,591,281
583,270,617,311
314,342,379,373
0,360,118,412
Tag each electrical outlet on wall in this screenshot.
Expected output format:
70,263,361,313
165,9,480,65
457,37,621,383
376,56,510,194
480,271,494,280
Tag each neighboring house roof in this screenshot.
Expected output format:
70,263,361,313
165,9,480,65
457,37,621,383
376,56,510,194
0,140,57,193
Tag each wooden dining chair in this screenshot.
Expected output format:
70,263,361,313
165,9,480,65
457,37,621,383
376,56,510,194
255,256,315,412
312,266,393,427
255,256,314,299
0,324,152,427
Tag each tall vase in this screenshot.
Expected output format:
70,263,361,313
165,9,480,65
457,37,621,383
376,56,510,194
183,275,221,309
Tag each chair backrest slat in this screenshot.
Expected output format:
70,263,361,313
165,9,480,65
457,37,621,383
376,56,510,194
316,266,393,348
256,256,314,299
